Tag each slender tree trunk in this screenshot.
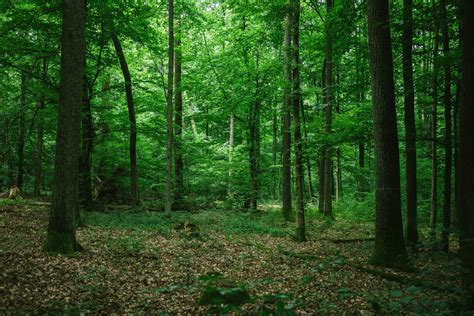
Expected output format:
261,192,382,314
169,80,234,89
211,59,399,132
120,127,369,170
323,0,334,217
79,83,94,213
458,0,474,308
402,0,418,247
272,112,278,199
17,72,27,190
367,0,408,267
44,0,86,254
174,22,184,204
292,0,305,242
440,0,452,253
228,113,235,197
34,59,48,197
318,157,325,211
430,1,440,231
165,0,175,214
3,115,14,187
282,0,293,220
300,98,313,203
112,32,138,205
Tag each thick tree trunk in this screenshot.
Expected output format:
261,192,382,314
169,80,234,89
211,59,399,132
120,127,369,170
402,0,418,247
17,72,27,190
165,0,174,214
300,98,313,203
440,0,452,253
430,2,440,231
44,0,86,254
282,0,292,220
34,59,48,197
112,32,139,205
367,0,408,267
292,0,305,242
174,23,184,204
458,0,474,309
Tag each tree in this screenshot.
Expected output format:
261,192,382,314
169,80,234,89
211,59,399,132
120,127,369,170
282,0,293,221
402,0,418,247
292,0,305,242
174,19,184,204
165,0,175,214
44,0,86,254
366,0,408,267
16,72,27,190
322,0,334,217
34,59,48,197
458,0,474,308
440,0,452,253
112,31,139,205
430,0,440,231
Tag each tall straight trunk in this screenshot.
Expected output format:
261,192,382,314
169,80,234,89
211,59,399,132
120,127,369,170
248,76,261,210
34,59,48,197
79,74,94,214
112,32,138,205
292,0,305,242
430,1,440,231
272,112,278,199
165,0,174,214
4,115,14,187
367,0,408,267
335,72,342,201
318,157,325,211
17,72,27,190
44,0,86,254
323,0,334,217
402,0,418,246
174,23,184,202
228,113,235,197
458,0,474,308
300,98,313,203
282,0,293,220
440,0,452,253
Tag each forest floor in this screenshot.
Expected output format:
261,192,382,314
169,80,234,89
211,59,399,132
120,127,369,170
0,200,463,314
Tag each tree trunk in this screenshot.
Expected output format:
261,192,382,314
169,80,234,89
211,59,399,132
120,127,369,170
402,0,418,247
367,0,408,267
458,0,474,309
440,0,452,253
282,0,292,221
44,0,86,254
228,113,235,197
292,0,305,242
34,59,48,197
272,112,278,199
165,0,174,214
430,1,440,231
79,83,94,213
17,72,27,190
300,97,313,203
174,22,184,204
112,32,139,205
323,0,334,217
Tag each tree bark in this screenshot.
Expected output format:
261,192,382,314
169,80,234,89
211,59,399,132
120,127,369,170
323,0,334,217
402,0,418,247
34,59,48,197
430,1,440,231
292,0,305,242
44,0,86,254
112,32,139,205
282,0,293,220
440,0,451,253
165,0,175,214
16,72,27,190
300,97,313,203
174,22,184,204
458,0,474,309
367,0,408,267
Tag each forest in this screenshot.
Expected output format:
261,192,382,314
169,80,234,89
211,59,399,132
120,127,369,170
1,0,473,314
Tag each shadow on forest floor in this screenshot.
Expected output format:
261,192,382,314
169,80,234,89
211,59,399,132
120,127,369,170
0,200,463,314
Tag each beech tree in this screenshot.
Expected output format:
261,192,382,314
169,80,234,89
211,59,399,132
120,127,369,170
366,0,408,267
44,0,86,254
